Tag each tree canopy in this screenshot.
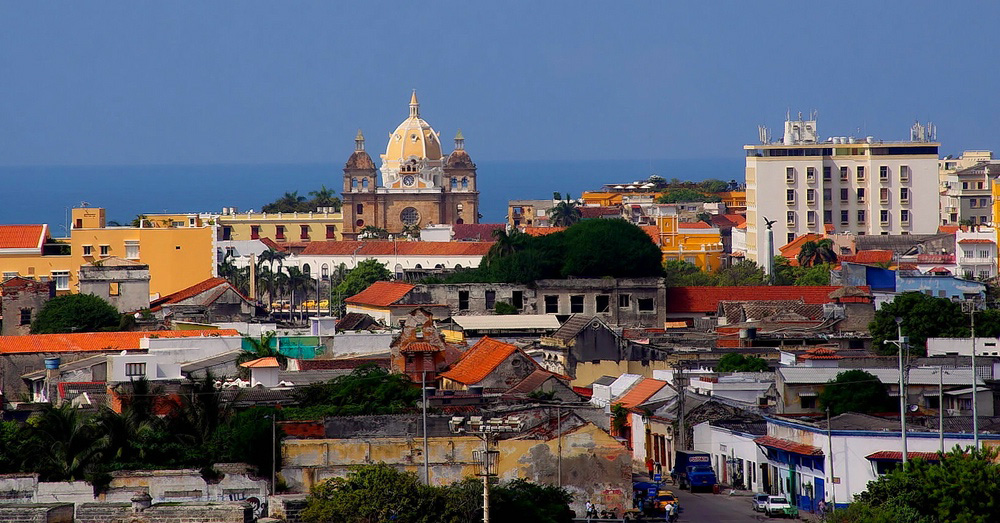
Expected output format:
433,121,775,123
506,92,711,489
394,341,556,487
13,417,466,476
663,259,768,287
655,188,721,204
716,353,769,372
334,259,394,301
262,187,341,213
286,365,421,420
817,370,893,416
869,292,968,356
830,446,1000,523
31,293,122,334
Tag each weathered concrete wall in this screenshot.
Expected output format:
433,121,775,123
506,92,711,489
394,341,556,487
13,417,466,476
406,283,536,315
76,502,252,523
0,503,73,523
281,422,630,517
267,495,308,523
0,278,55,336
107,467,268,504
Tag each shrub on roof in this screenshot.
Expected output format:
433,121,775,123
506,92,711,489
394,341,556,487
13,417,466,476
30,293,121,334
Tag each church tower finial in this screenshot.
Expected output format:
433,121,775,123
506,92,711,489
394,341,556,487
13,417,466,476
355,129,365,151
454,129,464,150
409,90,419,118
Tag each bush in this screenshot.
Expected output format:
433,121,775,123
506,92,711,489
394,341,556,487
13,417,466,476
31,294,121,334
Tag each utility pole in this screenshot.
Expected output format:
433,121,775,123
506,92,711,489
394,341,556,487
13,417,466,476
422,370,429,485
939,367,944,453
890,317,908,465
556,404,562,488
675,361,687,450
971,305,980,450
826,407,835,512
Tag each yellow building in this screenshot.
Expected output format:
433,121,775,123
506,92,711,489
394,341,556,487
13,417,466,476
718,190,747,214
216,210,343,243
0,207,214,299
650,207,724,271
581,191,623,206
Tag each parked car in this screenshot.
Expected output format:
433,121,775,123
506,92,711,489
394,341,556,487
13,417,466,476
652,490,680,512
318,299,330,309
302,299,317,310
764,496,797,518
751,493,769,512
270,299,290,310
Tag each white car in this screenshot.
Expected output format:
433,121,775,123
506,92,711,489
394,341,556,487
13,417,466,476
751,493,769,512
764,496,794,518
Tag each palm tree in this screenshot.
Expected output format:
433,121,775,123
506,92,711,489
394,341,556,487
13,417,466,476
285,266,315,322
485,228,527,267
256,248,288,304
309,185,341,212
797,239,839,267
22,403,101,481
218,253,250,297
236,331,287,375
167,371,235,448
547,200,582,227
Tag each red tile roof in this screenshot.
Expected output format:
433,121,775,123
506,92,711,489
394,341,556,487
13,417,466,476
710,214,746,229
958,239,994,244
345,281,415,307
572,386,594,398
678,221,713,229
240,356,280,368
439,336,524,385
665,286,860,314
839,250,894,265
400,342,441,353
452,223,505,242
779,234,825,266
300,241,492,256
150,277,239,310
866,451,941,461
0,225,47,250
799,347,842,360
640,225,661,246
754,435,823,456
615,379,667,409
0,329,239,354
524,227,567,237
938,225,961,234
927,267,952,274
259,237,288,252
580,206,621,219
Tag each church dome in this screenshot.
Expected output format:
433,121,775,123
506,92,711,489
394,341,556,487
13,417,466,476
445,149,474,169
382,91,443,167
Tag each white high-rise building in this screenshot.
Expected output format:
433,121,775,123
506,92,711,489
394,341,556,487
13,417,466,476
744,114,940,265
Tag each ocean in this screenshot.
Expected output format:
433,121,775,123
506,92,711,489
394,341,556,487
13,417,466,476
0,157,743,233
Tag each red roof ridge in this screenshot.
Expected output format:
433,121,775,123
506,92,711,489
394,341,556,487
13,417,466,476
439,336,524,385
345,281,416,307
0,329,240,354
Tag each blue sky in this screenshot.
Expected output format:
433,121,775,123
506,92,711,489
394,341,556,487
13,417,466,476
1,1,997,166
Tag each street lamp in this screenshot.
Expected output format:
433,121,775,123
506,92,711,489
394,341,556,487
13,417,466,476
449,415,524,523
887,317,908,465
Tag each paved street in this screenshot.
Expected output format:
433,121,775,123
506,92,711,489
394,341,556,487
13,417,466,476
673,491,786,522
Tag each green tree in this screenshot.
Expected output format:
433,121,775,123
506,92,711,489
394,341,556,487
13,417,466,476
869,292,967,356
491,478,574,523
21,403,101,481
817,370,893,416
262,191,309,213
559,219,663,278
716,353,769,372
334,259,394,302
236,331,287,371
656,188,721,203
698,178,730,193
301,463,440,523
547,200,582,227
714,260,767,286
494,301,518,315
830,446,1000,523
285,266,315,319
31,294,121,334
257,247,288,303
797,239,838,267
287,365,420,419
309,185,342,211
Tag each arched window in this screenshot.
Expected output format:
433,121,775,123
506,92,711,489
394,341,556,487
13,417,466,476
450,178,458,189
434,264,444,269
394,263,404,279
352,178,358,189
302,263,311,276
414,264,422,269
362,178,369,189
461,178,469,189
321,264,329,279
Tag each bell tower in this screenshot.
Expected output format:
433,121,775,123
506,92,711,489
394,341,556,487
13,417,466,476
342,129,378,239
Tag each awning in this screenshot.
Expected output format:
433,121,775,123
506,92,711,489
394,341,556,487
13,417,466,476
866,451,940,462
754,435,823,456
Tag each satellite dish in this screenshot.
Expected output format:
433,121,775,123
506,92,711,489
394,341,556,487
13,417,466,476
909,404,919,412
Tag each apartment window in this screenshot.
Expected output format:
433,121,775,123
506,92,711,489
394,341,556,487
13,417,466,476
839,166,849,181
964,249,974,258
879,165,889,181
485,290,497,310
978,182,985,190
109,282,120,296
857,166,866,180
806,189,816,203
595,294,610,313
221,226,232,241
785,167,795,183
300,225,310,240
637,298,655,312
787,233,796,243
225,246,236,258
981,198,990,207
880,210,890,225
125,363,146,377
800,395,817,409
880,188,890,203
963,182,970,190
275,225,286,240
570,295,584,313
326,225,336,239
52,270,69,291
786,211,796,226
900,165,910,182
82,245,93,256
100,245,110,256
980,250,990,258
544,295,559,314
786,189,795,204
356,203,364,214
618,294,631,309
823,166,831,181
250,225,260,239
823,188,831,201
980,270,991,280
840,188,849,201
512,291,524,310
900,188,909,203
901,210,910,223
857,210,867,224
458,290,470,311
124,241,139,259
806,167,816,183
19,308,31,326
841,210,849,225
807,211,817,226
857,188,866,203
824,210,833,224
971,199,979,209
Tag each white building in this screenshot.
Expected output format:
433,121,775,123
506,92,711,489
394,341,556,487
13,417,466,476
745,115,940,264
955,227,997,280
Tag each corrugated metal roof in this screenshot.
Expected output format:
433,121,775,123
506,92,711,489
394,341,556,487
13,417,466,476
452,314,561,331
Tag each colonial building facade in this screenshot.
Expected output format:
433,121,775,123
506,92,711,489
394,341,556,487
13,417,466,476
341,92,479,239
